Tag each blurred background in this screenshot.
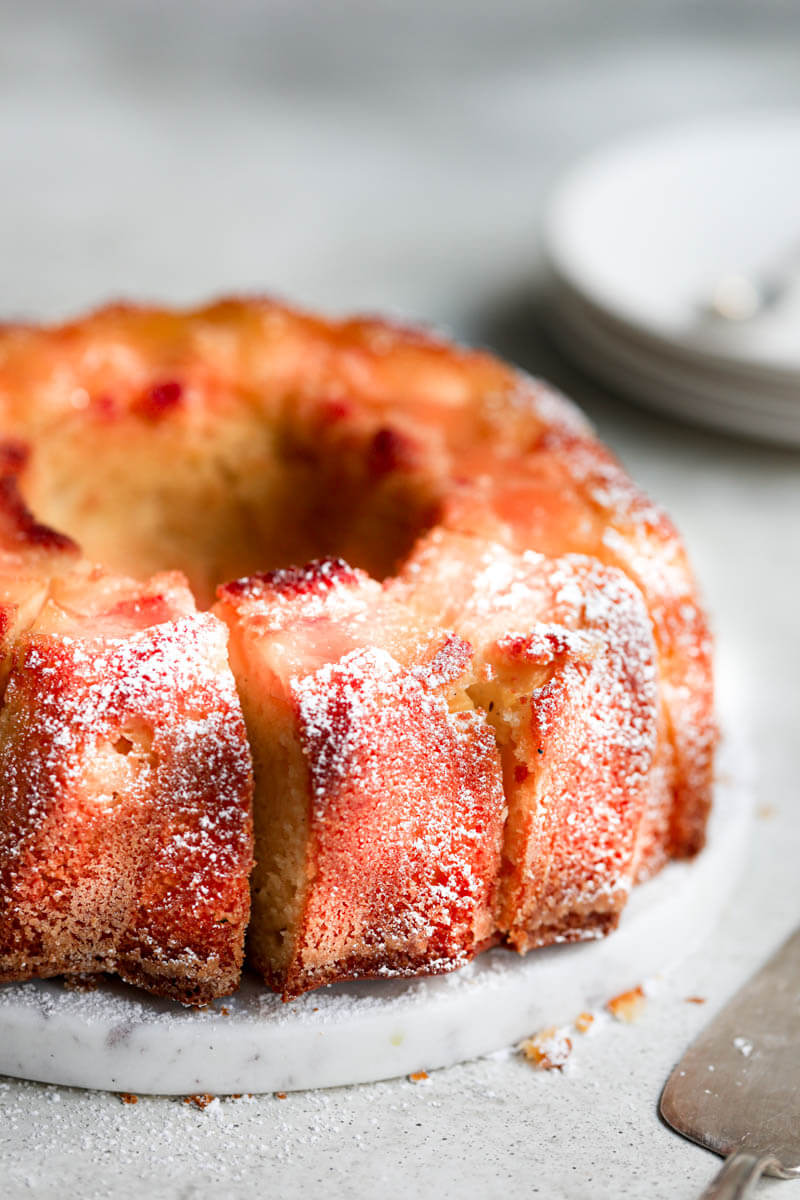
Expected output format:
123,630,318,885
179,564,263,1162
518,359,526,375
2,0,799,326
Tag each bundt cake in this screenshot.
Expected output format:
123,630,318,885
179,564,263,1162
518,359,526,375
0,298,715,1004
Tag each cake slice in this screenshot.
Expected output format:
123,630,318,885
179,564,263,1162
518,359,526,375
391,531,660,950
438,435,714,862
0,482,254,1004
215,558,505,998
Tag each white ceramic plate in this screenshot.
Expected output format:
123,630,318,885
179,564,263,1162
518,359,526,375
549,280,800,444
544,111,800,381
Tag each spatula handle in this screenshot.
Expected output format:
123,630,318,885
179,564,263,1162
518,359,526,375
699,1151,781,1199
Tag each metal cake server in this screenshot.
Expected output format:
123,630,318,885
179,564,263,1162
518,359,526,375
660,925,800,1198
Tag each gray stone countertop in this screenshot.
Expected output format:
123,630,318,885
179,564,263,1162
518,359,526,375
0,3,798,1196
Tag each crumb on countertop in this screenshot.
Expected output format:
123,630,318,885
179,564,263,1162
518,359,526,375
63,973,102,993
574,1011,595,1033
519,1027,572,1070
607,986,646,1023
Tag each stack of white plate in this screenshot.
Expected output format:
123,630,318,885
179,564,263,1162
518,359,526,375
542,113,800,446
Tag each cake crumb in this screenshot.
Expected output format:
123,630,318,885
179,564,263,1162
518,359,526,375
119,1093,138,1105
519,1027,572,1070
607,986,646,1023
63,973,101,993
184,1093,215,1110
686,995,706,1005
574,1011,594,1033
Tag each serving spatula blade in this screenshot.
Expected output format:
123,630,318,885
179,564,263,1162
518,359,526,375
660,925,800,1197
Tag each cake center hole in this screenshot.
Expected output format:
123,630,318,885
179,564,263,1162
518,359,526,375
19,414,439,607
